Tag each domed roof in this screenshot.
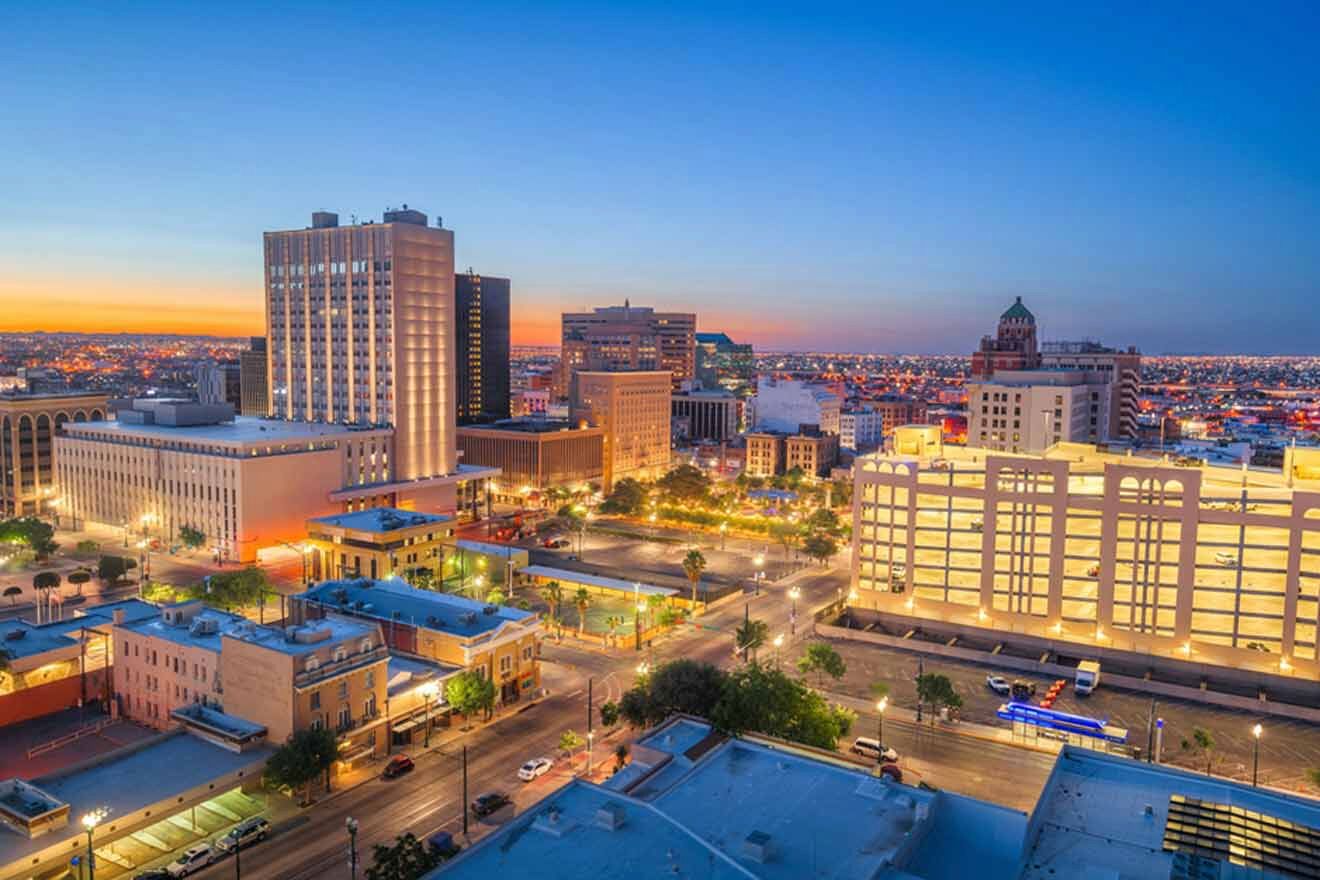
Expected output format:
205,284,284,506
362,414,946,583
1000,296,1034,321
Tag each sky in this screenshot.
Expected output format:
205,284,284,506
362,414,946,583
1,2,1317,353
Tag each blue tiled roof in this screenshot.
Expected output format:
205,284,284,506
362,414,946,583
296,578,535,638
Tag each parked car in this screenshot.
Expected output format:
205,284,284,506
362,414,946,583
887,563,906,582
986,674,1011,696
542,538,568,549
471,792,512,818
214,817,270,854
1214,551,1238,566
1246,641,1271,653
426,831,461,859
165,844,214,878
1010,680,1037,701
879,762,903,783
970,518,983,532
1086,563,1101,577
849,737,899,763
518,757,554,781
381,754,416,779
134,871,173,880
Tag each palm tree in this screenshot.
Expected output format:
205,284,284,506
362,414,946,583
682,549,707,610
646,593,666,629
734,617,769,663
574,587,591,637
605,615,624,647
540,581,563,624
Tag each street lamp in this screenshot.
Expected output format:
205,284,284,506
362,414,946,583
876,697,888,749
346,817,359,880
636,661,650,678
1252,723,1263,786
773,633,784,668
789,586,801,634
81,808,106,880
587,730,595,778
633,583,642,651
420,682,440,747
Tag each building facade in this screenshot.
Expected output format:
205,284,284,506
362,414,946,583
744,432,784,478
0,391,108,518
867,395,928,437
294,578,543,706
671,389,738,443
967,370,1107,453
694,331,755,395
264,209,458,503
851,444,1320,677
785,431,839,477
569,371,671,489
970,296,1041,379
455,272,511,424
557,303,695,396
839,408,883,453
304,507,455,582
748,376,840,436
1040,341,1142,441
55,400,394,562
239,337,268,417
457,420,604,494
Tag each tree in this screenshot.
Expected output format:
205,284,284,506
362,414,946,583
645,592,666,628
597,478,648,515
75,539,99,555
769,520,800,560
265,726,338,803
574,587,591,637
0,517,57,558
97,555,130,584
366,832,443,880
446,670,496,728
1181,726,1216,775
32,570,61,593
797,642,847,688
206,566,269,611
915,673,963,725
613,743,630,773
802,532,838,567
540,581,563,627
599,701,620,728
656,465,712,505
559,729,586,770
733,617,769,663
682,549,707,609
828,478,852,508
2,586,20,606
66,569,91,596
805,508,840,536
617,659,727,728
782,467,807,491
178,524,206,550
710,662,853,750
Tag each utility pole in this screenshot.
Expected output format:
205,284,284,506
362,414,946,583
1145,696,1157,762
587,677,593,734
234,832,241,880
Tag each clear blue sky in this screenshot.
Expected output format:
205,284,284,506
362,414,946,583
2,1,1317,352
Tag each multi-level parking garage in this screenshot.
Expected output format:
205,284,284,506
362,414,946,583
851,440,1320,680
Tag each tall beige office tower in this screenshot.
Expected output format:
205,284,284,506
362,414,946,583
264,208,458,504
569,371,672,489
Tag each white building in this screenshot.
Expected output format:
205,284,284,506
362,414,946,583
748,377,841,435
839,408,883,453
967,370,1107,453
1040,341,1142,441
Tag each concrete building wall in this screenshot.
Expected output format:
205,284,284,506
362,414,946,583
569,371,671,489
745,433,783,477
557,305,695,396
851,450,1320,677
456,424,604,491
113,627,222,730
751,377,841,435
0,393,107,518
967,372,1104,453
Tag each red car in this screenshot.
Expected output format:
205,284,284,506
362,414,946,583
381,754,415,779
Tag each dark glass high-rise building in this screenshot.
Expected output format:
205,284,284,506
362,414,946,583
455,271,511,424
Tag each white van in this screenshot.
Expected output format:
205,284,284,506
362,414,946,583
849,737,898,763
1214,551,1238,566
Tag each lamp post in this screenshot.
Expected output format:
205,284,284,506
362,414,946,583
81,809,105,880
773,633,784,668
789,586,801,634
421,682,439,747
876,697,888,749
1252,723,1262,787
587,730,595,778
346,817,359,880
633,583,642,651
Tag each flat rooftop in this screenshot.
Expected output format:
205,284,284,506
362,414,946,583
120,606,248,653
520,565,678,598
1021,747,1320,880
0,732,273,867
63,415,388,448
223,615,379,656
435,717,1024,880
297,578,535,639
310,507,452,534
0,599,160,660
457,418,590,434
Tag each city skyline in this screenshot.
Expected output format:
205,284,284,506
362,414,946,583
3,3,1318,353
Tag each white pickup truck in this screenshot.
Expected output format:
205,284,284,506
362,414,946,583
1075,660,1101,695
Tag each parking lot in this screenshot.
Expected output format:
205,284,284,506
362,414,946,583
819,633,1320,792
